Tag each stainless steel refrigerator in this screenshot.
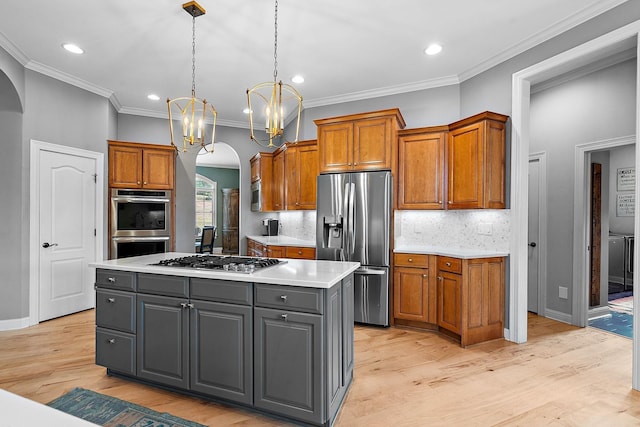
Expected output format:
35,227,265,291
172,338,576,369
316,171,391,326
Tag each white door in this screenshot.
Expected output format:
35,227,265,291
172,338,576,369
38,149,97,321
528,158,541,313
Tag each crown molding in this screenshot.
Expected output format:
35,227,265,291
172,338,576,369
304,75,460,109
25,60,113,98
458,0,631,82
118,105,250,129
0,30,28,65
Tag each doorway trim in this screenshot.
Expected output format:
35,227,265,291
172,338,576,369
29,140,104,326
573,135,635,328
511,20,640,388
528,152,548,316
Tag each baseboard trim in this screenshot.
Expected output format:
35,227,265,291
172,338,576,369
588,305,611,320
544,308,573,325
0,317,30,331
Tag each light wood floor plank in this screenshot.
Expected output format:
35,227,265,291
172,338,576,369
0,310,639,426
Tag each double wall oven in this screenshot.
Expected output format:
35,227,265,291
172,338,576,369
110,189,172,258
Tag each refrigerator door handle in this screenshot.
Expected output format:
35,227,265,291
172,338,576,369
343,183,350,257
349,182,356,256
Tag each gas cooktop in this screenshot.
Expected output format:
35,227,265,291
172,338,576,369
152,255,284,274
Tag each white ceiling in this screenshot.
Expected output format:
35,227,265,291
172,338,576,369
0,1,630,131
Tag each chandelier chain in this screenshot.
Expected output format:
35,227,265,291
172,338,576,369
273,0,278,81
191,14,196,97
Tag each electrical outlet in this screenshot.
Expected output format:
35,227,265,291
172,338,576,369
477,223,493,235
559,286,568,299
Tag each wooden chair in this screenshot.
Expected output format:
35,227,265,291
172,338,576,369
197,226,216,254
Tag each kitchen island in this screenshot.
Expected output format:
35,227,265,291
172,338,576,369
90,253,359,427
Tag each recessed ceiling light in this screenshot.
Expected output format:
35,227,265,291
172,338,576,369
147,94,160,101
424,44,442,56
291,75,304,84
62,43,84,55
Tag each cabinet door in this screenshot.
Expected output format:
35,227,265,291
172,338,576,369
285,147,299,210
109,145,142,188
447,122,483,209
190,300,252,404
265,245,285,258
437,271,461,334
137,294,189,389
318,122,353,173
353,117,393,170
273,149,285,210
398,132,445,209
326,280,343,419
254,307,323,425
297,143,318,209
142,149,175,189
250,155,260,182
393,267,431,323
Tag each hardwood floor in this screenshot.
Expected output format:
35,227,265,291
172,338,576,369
0,310,639,426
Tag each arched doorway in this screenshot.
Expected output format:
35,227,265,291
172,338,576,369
196,142,241,254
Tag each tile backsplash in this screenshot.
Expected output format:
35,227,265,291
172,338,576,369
395,210,511,252
277,211,317,241
275,209,511,251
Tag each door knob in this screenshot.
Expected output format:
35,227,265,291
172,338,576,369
529,242,537,247
42,242,58,248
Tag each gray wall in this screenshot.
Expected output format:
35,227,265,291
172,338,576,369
529,58,636,314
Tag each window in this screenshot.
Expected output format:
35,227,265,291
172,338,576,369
195,174,216,236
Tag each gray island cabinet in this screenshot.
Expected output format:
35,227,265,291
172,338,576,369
92,253,358,427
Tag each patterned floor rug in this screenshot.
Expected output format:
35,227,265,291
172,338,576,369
609,296,633,314
47,388,206,427
589,312,633,339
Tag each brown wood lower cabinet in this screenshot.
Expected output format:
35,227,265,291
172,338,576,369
393,253,504,347
247,238,315,260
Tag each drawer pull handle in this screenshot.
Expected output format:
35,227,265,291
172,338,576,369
280,295,287,302
107,277,116,283
180,302,188,309
107,339,116,344
187,303,194,309
106,297,115,303
446,262,451,267
281,314,288,321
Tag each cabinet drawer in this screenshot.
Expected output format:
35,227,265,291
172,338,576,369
96,289,136,333
394,253,429,268
255,283,324,314
138,273,189,297
96,269,136,291
190,278,253,305
285,246,316,259
96,327,136,375
438,257,462,274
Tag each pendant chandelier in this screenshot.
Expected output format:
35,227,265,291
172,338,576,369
246,0,302,148
167,1,217,154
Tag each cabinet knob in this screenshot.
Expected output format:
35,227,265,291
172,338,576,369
107,277,116,283
137,181,141,185
187,303,194,309
408,258,413,262
298,251,302,255
281,314,288,321
180,302,188,309
437,276,443,281
107,338,116,344
438,200,442,204
280,295,287,302
448,201,452,204
446,262,451,267
106,297,115,303
422,274,428,278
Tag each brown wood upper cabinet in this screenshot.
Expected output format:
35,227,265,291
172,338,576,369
397,127,447,209
250,152,274,211
108,140,175,189
447,112,508,209
286,140,318,210
315,109,405,173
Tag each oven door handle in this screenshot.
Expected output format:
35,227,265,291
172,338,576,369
112,197,170,203
111,236,171,242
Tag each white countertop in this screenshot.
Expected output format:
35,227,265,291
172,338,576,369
0,389,98,427
394,245,509,259
247,235,315,247
89,253,359,289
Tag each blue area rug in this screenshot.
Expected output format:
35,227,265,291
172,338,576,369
47,387,206,427
589,312,633,339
